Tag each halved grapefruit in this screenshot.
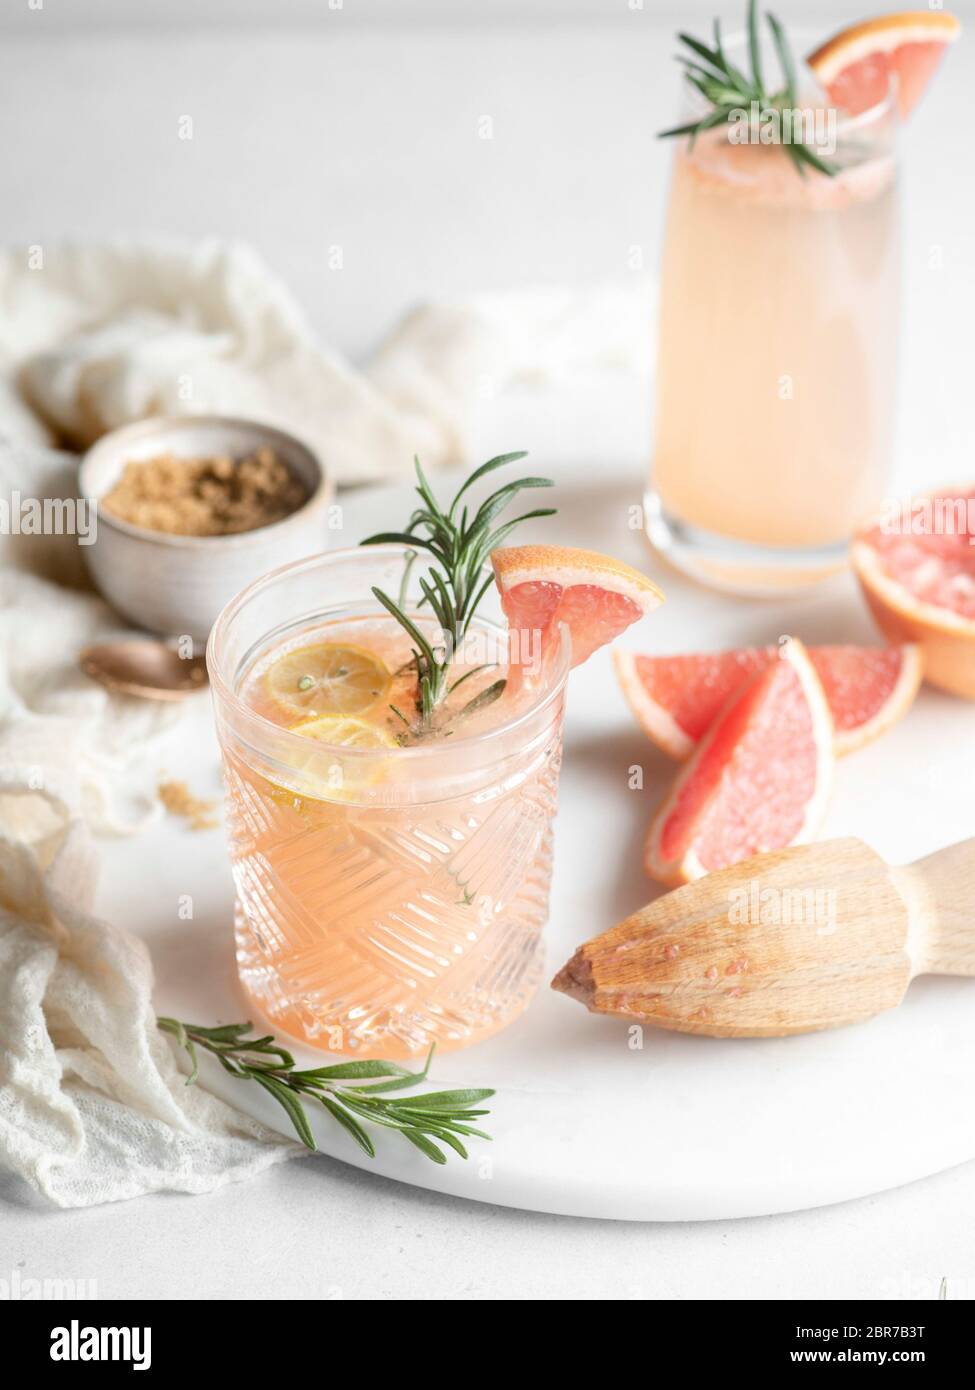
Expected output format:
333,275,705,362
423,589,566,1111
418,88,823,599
492,545,664,669
644,639,834,886
615,642,921,759
807,11,961,118
852,485,975,699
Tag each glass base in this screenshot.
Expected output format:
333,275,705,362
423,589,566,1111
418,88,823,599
235,900,546,1060
229,783,558,1061
643,491,850,596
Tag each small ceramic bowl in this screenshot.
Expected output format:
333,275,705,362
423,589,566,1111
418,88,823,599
79,416,332,642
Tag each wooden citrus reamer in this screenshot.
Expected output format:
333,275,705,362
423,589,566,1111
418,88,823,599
552,837,975,1037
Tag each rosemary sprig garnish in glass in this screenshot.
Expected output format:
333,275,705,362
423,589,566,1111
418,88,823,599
362,450,555,734
659,0,836,179
158,1018,494,1164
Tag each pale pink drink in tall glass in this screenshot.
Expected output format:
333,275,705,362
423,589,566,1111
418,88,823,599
647,71,899,592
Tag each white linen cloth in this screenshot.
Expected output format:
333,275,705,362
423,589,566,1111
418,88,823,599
0,237,651,1207
0,568,302,1208
0,785,302,1208
0,240,652,484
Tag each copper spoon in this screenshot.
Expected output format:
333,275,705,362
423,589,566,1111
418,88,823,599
80,640,209,701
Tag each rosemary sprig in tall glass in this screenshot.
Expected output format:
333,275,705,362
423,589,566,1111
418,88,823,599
659,0,836,179
362,451,555,730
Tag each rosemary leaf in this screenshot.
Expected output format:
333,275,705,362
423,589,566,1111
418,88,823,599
348,1073,442,1096
157,1016,199,1084
157,1020,492,1164
319,1097,376,1157
766,11,796,107
370,587,438,671
397,548,417,609
459,679,507,719
401,1130,448,1165
293,1059,414,1081
359,530,437,550
447,450,529,518
677,31,727,76
361,452,555,732
448,662,495,695
461,572,498,625
688,105,736,149
788,139,837,179
657,119,706,141
248,1070,317,1151
424,1127,469,1160
660,0,837,179
747,0,764,97
382,1087,495,1108
474,508,557,559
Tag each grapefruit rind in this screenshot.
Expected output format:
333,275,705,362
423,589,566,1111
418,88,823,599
491,545,664,610
829,641,923,753
851,538,975,636
492,544,664,669
644,639,834,887
615,643,921,760
807,11,961,117
613,648,697,760
808,11,960,81
852,538,975,699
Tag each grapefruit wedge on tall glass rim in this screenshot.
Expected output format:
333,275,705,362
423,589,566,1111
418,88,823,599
492,544,665,674
807,10,961,118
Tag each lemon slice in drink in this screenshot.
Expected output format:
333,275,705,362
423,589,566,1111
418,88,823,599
266,643,391,717
267,715,397,810
287,713,398,803
290,715,398,750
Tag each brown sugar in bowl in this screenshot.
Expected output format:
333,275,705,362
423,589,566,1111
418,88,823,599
79,417,333,641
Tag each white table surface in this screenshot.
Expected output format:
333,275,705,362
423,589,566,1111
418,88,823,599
2,5,975,1300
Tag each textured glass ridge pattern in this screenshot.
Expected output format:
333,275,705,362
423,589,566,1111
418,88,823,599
226,738,563,1055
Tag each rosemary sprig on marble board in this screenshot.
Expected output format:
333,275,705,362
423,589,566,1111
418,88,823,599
158,1018,493,1164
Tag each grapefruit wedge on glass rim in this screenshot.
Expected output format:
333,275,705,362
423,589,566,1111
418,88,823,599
852,485,975,699
615,643,921,759
492,544,665,675
644,639,834,887
807,10,961,118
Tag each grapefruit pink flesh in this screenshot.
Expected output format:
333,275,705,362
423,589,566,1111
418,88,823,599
807,11,961,118
492,545,664,671
615,643,920,759
499,580,645,667
852,486,975,699
645,640,833,885
855,488,975,619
